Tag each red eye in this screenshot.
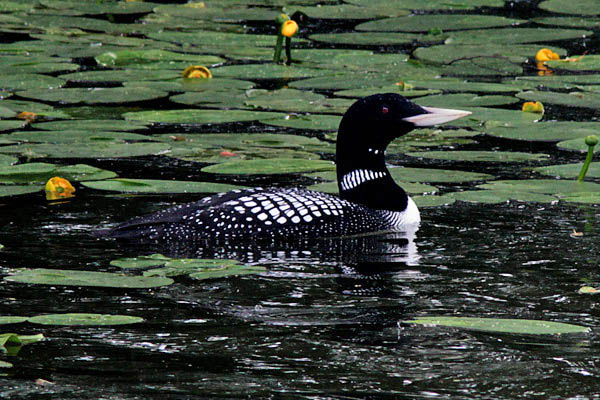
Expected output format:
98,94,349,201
381,105,389,114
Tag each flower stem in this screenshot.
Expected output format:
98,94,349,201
273,34,284,63
285,36,292,65
578,135,598,181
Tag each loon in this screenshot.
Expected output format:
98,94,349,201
106,93,470,241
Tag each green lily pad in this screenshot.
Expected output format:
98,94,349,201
60,69,180,83
452,107,540,130
403,316,590,334
388,167,493,183
517,90,600,109
533,17,600,29
4,268,173,288
356,14,522,32
446,28,591,45
346,0,504,10
0,185,43,198
143,258,242,277
95,49,223,68
28,313,143,326
0,155,15,166
0,360,12,368
407,151,549,163
478,179,600,195
0,120,24,132
288,4,409,19
82,179,245,194
416,94,518,108
414,44,566,65
0,333,44,354
8,130,152,144
0,74,66,91
171,147,322,164
391,128,478,150
18,87,168,105
439,57,523,77
202,158,335,175
0,162,116,184
309,32,445,46
245,89,353,115
557,137,600,152
211,64,327,80
334,87,440,99
445,190,557,204
154,4,280,22
404,79,522,93
413,195,456,207
260,113,341,131
123,109,284,125
0,100,71,119
484,121,599,142
39,0,156,14
0,142,171,159
562,192,600,204
32,119,147,132
534,163,600,179
110,254,172,269
0,317,27,325
0,106,17,118
538,0,600,15
124,78,255,93
289,71,439,91
147,30,305,50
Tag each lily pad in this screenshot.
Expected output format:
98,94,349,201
143,258,242,277
95,49,223,68
403,316,590,334
334,87,440,99
478,179,600,195
211,64,327,80
39,0,156,15
407,151,549,163
557,137,600,152
446,28,591,45
202,158,335,175
110,254,172,269
289,72,438,91
0,100,71,119
538,0,600,15
0,142,171,159
260,113,341,131
388,167,493,183
445,190,557,204
8,130,151,144
534,163,600,179
533,17,600,29
0,74,66,91
0,360,12,368
123,109,284,125
0,185,44,198
416,94,518,108
308,180,436,195
562,192,600,204
356,14,522,32
452,107,540,130
4,268,173,288
346,0,504,10
414,44,566,65
484,121,599,142
60,70,180,83
82,179,245,194
18,87,168,105
0,317,27,325
309,32,444,46
28,313,143,326
517,90,600,109
288,4,409,19
413,195,455,207
245,89,353,115
0,162,116,184
32,119,147,132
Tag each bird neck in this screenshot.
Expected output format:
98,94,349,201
335,139,408,212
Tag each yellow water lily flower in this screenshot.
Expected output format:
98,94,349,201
281,20,298,38
17,111,38,123
182,65,212,79
535,48,559,62
45,177,75,200
522,101,544,114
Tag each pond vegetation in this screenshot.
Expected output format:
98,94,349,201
2,0,600,397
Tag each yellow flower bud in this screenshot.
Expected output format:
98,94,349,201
535,48,559,62
522,101,544,114
281,20,298,38
182,65,212,79
45,177,75,200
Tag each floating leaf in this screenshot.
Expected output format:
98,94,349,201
0,73,66,91
32,119,147,132
0,163,116,184
534,163,600,179
388,167,493,183
309,32,444,46
446,28,591,45
4,268,173,288
0,185,44,198
0,142,171,159
356,14,522,32
288,4,409,19
517,90,600,109
39,0,156,15
245,89,352,115
18,87,168,105
478,179,600,195
562,192,600,204
144,259,243,278
534,17,600,29
123,109,284,125
110,254,172,269
82,179,245,194
202,158,334,175
308,180,436,195
416,94,518,108
8,130,151,144
484,121,598,142
578,286,600,294
414,44,566,65
0,333,44,353
260,113,341,131
211,64,327,80
0,361,12,368
413,195,455,207
28,313,143,326
95,49,223,68
538,0,600,15
60,69,180,83
346,0,504,10
403,316,590,334
407,151,549,163
557,137,600,152
0,317,27,325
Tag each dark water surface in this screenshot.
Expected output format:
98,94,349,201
2,0,600,399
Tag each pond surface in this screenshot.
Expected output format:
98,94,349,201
2,0,600,398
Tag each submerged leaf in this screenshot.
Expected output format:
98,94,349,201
28,313,143,326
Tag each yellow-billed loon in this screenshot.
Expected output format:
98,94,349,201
105,93,470,240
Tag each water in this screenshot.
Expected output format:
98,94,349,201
3,1,600,398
